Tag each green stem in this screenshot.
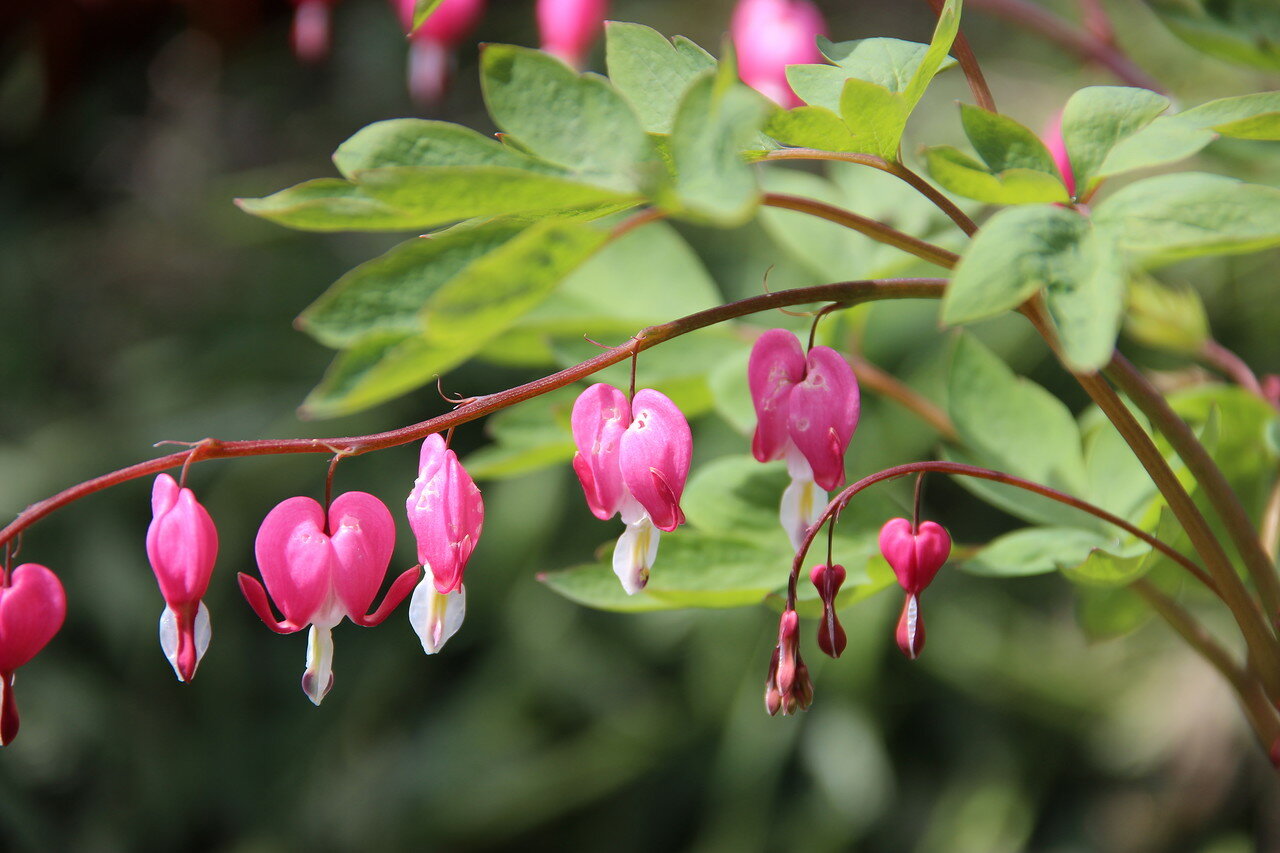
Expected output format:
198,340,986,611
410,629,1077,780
0,278,948,550
758,149,979,236
1107,351,1280,627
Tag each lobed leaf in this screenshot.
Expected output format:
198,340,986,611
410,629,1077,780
604,22,716,133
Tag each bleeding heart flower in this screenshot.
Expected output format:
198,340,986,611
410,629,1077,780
0,563,66,746
749,329,860,549
879,517,952,660
537,0,607,69
731,0,825,108
239,492,419,704
146,474,218,683
395,0,486,104
764,608,812,715
290,0,341,63
809,562,846,658
571,384,692,594
405,433,483,654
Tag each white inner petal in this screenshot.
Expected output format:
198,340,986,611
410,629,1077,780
301,625,335,706
612,515,660,595
780,474,827,552
409,571,466,655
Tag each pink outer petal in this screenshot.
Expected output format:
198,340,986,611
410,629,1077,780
0,564,66,674
787,346,859,491
537,0,607,68
253,497,333,628
328,491,397,619
620,389,692,532
146,477,218,607
879,518,951,595
571,384,631,520
407,437,484,594
237,573,302,634
400,0,486,43
1043,110,1075,197
350,566,423,627
748,329,807,462
732,0,825,107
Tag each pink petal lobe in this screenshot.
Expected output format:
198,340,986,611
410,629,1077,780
571,384,631,520
254,497,332,628
620,389,691,532
787,346,859,491
151,473,180,517
748,329,806,462
879,518,951,595
352,566,422,627
328,491,397,620
0,564,66,674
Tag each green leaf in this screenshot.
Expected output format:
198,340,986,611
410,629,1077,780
540,532,794,612
1061,86,1170,191
837,78,912,161
604,23,716,133
235,179,440,232
1095,116,1216,182
1093,172,1280,266
816,36,957,93
410,0,445,33
301,220,608,417
666,65,772,224
962,527,1118,577
943,202,1126,370
901,0,962,110
1123,275,1210,354
1177,91,1280,138
299,222,525,348
924,146,1070,205
1076,584,1151,640
942,446,1100,528
764,106,860,152
960,104,1061,174
947,334,1087,494
333,119,552,177
1142,0,1280,71
1082,414,1157,521
480,44,656,192
1062,547,1151,587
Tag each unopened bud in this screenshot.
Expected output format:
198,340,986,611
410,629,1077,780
810,563,847,658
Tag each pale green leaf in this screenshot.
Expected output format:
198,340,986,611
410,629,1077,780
925,146,1069,205
235,179,438,232
963,527,1118,577
604,22,716,133
1062,86,1170,191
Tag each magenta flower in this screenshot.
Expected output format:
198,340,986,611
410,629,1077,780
571,383,692,594
239,492,418,704
879,517,952,660
0,563,66,746
748,329,860,549
537,0,607,69
395,0,486,104
146,474,218,683
1043,110,1076,198
405,433,483,654
731,0,825,108
290,0,340,64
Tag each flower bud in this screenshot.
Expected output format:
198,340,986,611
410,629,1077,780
809,563,846,658
146,474,218,683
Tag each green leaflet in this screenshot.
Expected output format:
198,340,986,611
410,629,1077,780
604,22,716,133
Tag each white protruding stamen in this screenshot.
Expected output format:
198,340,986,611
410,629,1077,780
408,569,466,654
612,512,660,595
301,625,335,706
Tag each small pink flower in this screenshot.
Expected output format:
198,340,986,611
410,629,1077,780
537,0,607,69
290,0,341,64
879,517,952,660
146,474,218,683
395,0,486,104
405,433,483,654
809,562,846,658
764,608,813,715
239,492,418,704
1043,110,1075,198
571,384,692,594
731,0,825,108
0,564,66,746
749,329,860,548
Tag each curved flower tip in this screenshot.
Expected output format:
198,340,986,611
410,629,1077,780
0,563,67,746
407,434,484,595
147,474,218,681
731,0,825,108
537,0,607,69
409,567,466,654
879,517,951,596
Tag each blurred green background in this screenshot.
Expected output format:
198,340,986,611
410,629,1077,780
2,1,1279,850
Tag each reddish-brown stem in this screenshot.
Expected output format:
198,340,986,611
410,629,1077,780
967,0,1165,92
759,149,979,236
790,460,1219,598
845,351,960,443
0,279,948,550
1199,339,1264,397
761,193,960,270
923,0,998,112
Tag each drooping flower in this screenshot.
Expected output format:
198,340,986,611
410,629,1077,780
537,0,607,69
731,0,825,108
146,473,218,683
405,433,483,654
879,517,951,660
809,562,846,658
571,383,692,594
749,329,860,549
290,0,341,63
239,493,419,705
0,563,66,746
395,0,486,104
764,608,813,715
